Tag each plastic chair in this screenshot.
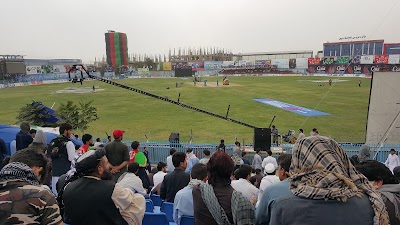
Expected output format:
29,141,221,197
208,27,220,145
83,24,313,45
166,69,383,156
180,215,194,225
142,212,169,225
145,200,154,212
150,194,163,206
160,202,174,222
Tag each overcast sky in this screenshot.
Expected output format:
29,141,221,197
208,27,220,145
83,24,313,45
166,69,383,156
1,0,399,62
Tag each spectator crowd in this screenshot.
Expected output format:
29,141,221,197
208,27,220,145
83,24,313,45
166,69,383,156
0,122,400,225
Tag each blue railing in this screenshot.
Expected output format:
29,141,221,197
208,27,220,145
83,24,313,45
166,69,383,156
117,141,397,164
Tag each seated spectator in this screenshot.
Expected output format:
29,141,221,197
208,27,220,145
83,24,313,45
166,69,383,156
77,133,93,154
167,148,176,172
160,152,190,202
261,150,278,171
356,160,400,224
257,163,279,207
118,162,147,196
174,163,208,225
193,151,255,225
242,152,251,165
148,167,158,187
0,148,63,224
359,144,371,163
60,149,145,225
152,162,167,194
16,121,33,151
256,136,388,225
231,164,259,203
393,166,400,183
199,149,211,164
29,129,37,139
186,148,199,173
28,130,47,153
249,175,260,188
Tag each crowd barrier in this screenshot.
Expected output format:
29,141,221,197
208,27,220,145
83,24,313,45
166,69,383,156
129,141,396,165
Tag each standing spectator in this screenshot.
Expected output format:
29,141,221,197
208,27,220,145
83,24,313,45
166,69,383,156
199,149,211,164
256,136,387,225
129,141,140,162
48,123,76,195
167,148,176,172
0,137,8,164
28,130,47,153
232,141,242,166
94,137,103,148
192,151,255,225
174,163,208,225
118,162,147,196
105,129,130,182
160,152,190,202
186,148,199,173
271,125,279,146
0,149,63,224
218,139,226,152
356,160,400,225
152,162,167,194
231,164,259,203
359,144,371,163
297,128,305,140
60,150,145,225
261,150,278,171
143,146,151,172
242,152,250,165
16,121,33,150
252,149,263,171
385,149,400,173
78,134,93,155
257,163,279,208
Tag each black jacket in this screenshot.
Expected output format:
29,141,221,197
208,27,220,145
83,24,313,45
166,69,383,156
160,168,190,202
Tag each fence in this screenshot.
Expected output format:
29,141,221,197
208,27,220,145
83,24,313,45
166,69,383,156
119,140,398,165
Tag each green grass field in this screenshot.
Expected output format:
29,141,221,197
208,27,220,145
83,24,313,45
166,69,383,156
0,76,371,143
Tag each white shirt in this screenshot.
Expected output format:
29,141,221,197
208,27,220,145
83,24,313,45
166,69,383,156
152,171,167,190
231,178,259,201
253,154,263,170
261,156,278,171
66,141,77,162
199,157,210,165
298,133,306,140
385,154,400,173
118,173,147,196
167,155,175,172
256,175,280,208
94,142,103,148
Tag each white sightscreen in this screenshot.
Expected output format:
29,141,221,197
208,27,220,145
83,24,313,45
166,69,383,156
366,72,400,145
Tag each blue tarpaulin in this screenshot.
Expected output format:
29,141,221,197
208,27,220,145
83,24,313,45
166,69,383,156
253,98,330,116
0,124,83,156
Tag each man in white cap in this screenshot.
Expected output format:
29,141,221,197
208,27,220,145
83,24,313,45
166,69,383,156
257,163,279,207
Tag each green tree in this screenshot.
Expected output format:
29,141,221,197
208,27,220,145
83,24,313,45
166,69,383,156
57,100,98,133
16,101,57,127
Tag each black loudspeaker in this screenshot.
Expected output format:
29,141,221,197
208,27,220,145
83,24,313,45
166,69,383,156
254,128,271,150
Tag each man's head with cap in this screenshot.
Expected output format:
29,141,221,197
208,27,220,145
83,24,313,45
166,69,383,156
75,149,112,180
113,129,124,140
264,163,276,175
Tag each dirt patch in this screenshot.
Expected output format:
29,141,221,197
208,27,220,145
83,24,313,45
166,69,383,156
188,82,242,88
54,86,105,94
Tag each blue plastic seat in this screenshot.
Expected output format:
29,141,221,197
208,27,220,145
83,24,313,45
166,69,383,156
142,212,169,225
180,215,194,225
150,194,163,206
160,202,174,222
146,200,154,212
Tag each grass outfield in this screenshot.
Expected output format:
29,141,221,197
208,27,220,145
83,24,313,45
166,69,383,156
0,76,371,143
